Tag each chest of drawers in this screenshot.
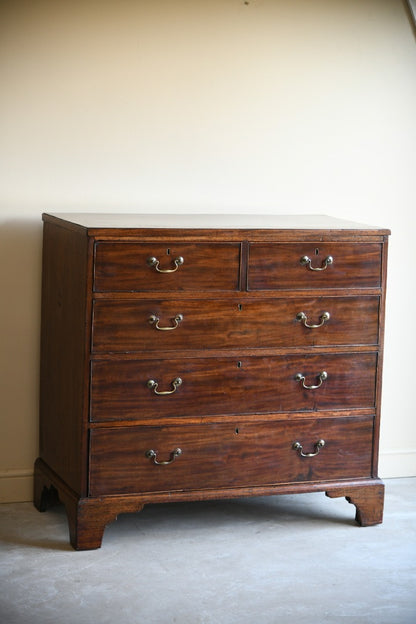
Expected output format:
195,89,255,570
34,214,389,550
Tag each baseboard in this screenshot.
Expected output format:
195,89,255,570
0,470,34,503
1,454,415,503
379,450,416,479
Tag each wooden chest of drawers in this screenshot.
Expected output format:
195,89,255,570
34,214,389,550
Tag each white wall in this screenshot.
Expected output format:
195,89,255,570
1,0,415,502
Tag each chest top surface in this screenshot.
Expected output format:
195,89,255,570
42,213,390,236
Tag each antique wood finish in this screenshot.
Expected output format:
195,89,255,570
94,242,242,291
90,353,377,422
92,296,380,352
247,242,382,290
89,416,374,496
35,214,389,549
326,482,385,526
38,222,91,496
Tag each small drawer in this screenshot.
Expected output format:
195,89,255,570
91,296,380,353
247,243,382,290
89,416,374,496
90,353,377,422
94,242,241,292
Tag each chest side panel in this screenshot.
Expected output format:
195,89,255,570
39,222,91,495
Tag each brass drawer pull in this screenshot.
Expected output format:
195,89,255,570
145,448,182,465
296,311,330,328
295,370,328,390
292,439,325,458
147,377,183,395
149,313,184,331
300,255,333,271
147,256,184,273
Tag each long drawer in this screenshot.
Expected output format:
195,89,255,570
247,243,382,290
92,296,379,352
89,416,374,496
94,242,241,291
90,353,377,422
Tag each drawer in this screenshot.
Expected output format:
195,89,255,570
94,242,241,291
247,243,382,290
92,296,380,352
90,353,377,422
89,416,374,496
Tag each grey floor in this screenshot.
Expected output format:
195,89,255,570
1,478,415,624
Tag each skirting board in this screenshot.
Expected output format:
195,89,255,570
0,470,33,503
1,454,415,503
378,450,416,479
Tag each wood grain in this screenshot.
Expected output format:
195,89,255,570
94,242,242,292
90,353,377,422
89,416,374,496
92,296,380,352
248,242,382,290
35,214,388,548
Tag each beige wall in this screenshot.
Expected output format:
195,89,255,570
1,0,415,502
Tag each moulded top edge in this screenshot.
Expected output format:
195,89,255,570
42,213,390,235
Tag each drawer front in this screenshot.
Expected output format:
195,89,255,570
248,243,382,290
89,416,374,496
90,353,377,422
92,296,380,353
94,242,241,292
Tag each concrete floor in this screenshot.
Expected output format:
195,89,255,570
1,478,415,624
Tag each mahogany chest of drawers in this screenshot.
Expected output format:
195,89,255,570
34,214,390,550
